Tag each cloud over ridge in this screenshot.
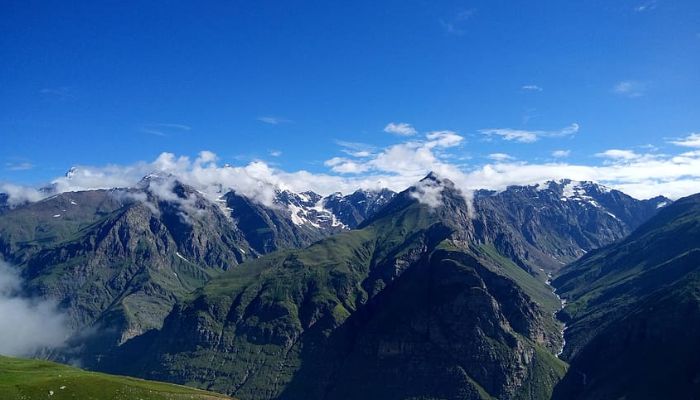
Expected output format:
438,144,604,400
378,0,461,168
2,127,700,209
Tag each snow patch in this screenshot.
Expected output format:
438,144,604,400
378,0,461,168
288,204,307,226
175,252,190,263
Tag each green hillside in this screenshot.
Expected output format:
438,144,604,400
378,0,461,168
552,193,700,399
0,355,231,400
104,179,566,400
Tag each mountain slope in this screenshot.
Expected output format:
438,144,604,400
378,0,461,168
0,355,232,399
552,193,700,399
0,182,253,364
104,176,566,400
471,180,669,274
0,179,395,366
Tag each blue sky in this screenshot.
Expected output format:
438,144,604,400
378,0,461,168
1,1,700,199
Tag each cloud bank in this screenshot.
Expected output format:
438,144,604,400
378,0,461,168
0,261,70,357
1,132,700,209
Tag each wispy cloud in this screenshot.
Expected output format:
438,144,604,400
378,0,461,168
552,150,571,158
613,80,646,98
595,149,643,161
384,122,417,136
488,153,514,162
39,86,76,100
669,133,700,148
440,9,476,36
324,157,371,174
5,162,34,171
336,140,376,157
140,123,192,136
269,150,282,157
521,85,543,92
257,116,291,125
480,123,579,143
634,1,657,12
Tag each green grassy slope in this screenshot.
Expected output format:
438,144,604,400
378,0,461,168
0,355,232,399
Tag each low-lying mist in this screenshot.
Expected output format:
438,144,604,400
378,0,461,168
0,260,71,357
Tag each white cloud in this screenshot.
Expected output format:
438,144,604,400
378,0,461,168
410,178,444,208
0,183,44,206
613,81,646,98
425,130,463,148
480,123,579,143
552,150,571,158
595,149,642,161
488,153,514,162
670,133,700,148
269,150,282,157
324,157,371,174
3,126,700,211
0,261,70,357
384,122,417,136
521,85,543,92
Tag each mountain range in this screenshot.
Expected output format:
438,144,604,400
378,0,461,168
1,171,695,400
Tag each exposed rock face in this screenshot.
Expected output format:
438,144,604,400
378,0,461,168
221,188,397,255
322,188,396,228
470,179,669,273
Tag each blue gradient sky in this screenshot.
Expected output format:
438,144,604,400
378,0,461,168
1,1,699,196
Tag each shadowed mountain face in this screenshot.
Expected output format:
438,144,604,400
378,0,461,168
552,193,700,400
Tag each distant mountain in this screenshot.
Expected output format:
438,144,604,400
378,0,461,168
221,187,395,254
0,173,674,399
471,179,669,274
0,177,395,364
0,183,249,353
101,175,567,400
552,193,700,399
323,188,396,227
0,355,232,399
